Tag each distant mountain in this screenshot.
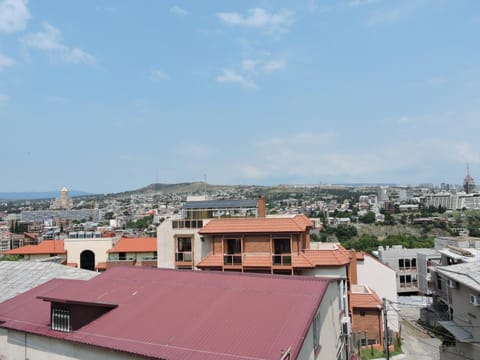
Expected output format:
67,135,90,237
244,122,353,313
0,190,93,200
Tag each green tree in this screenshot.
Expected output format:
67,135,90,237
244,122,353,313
359,211,376,224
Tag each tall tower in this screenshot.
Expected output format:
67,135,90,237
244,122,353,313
463,164,476,194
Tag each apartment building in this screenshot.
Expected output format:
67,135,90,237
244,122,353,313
433,262,480,360
157,197,263,270
375,245,439,294
0,266,348,360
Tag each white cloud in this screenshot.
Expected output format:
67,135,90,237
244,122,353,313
242,59,258,71
217,8,294,34
151,69,170,81
366,8,403,26
263,59,286,73
0,0,30,34
216,69,256,89
170,5,188,16
347,0,378,7
22,22,96,65
0,93,9,103
0,53,15,71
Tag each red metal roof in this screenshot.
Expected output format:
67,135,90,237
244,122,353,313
1,240,66,255
0,267,331,360
199,214,312,234
107,237,157,253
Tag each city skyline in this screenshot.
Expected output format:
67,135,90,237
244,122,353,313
1,0,479,193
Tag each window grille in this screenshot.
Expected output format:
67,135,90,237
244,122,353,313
51,308,71,332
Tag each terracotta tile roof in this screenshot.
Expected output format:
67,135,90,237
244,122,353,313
107,237,156,253
0,267,331,360
356,251,366,261
199,214,312,234
350,288,382,309
243,253,272,267
196,253,223,268
303,244,352,266
292,252,315,268
1,240,66,255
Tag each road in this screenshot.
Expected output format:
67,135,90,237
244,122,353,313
396,304,441,360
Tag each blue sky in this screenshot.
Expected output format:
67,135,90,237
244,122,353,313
1,0,479,193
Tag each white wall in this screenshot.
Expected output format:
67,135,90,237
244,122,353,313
357,255,399,332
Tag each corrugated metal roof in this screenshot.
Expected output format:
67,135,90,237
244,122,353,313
436,262,480,292
0,261,98,303
0,267,331,360
182,199,258,210
199,215,312,234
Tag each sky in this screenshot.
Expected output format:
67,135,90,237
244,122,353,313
1,0,480,194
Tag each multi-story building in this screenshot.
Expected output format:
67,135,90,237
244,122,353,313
432,262,480,360
421,246,480,331
375,245,439,294
157,196,265,270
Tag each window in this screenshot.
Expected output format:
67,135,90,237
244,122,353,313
313,312,320,353
274,238,291,254
398,259,404,268
119,252,126,260
176,237,192,262
51,308,71,332
177,237,192,252
404,259,411,268
225,238,241,254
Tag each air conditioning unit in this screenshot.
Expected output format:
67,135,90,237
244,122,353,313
447,279,456,289
341,316,351,336
470,294,480,307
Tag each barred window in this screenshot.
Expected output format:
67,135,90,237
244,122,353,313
52,308,71,332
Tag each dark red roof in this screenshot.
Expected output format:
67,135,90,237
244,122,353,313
0,267,331,360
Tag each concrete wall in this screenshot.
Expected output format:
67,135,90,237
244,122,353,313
357,255,399,332
64,238,114,268
0,329,144,360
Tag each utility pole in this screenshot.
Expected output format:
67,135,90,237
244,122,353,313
383,297,390,360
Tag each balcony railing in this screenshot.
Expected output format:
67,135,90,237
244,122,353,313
272,254,292,266
224,254,242,266
176,251,192,262
142,256,158,261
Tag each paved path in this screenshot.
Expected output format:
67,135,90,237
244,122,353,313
374,304,441,360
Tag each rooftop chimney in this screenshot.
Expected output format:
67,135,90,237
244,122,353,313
257,196,266,218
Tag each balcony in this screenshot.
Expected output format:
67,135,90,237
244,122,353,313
224,253,242,266
175,251,192,262
272,254,292,267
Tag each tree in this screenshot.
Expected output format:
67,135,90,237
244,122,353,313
334,224,358,241
359,211,376,224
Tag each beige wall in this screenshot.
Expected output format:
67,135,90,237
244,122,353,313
0,329,144,360
64,238,114,268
